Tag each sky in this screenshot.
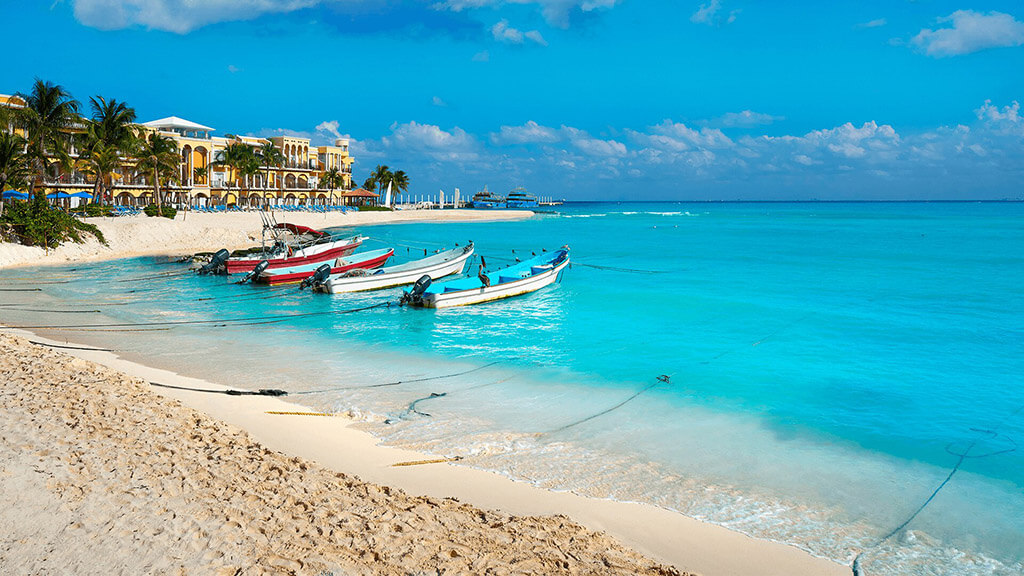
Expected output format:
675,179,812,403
4,0,1024,200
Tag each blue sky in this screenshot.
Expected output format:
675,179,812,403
5,1,1024,200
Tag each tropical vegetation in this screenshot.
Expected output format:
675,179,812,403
361,164,410,204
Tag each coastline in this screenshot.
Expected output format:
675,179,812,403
2,324,851,576
0,209,534,269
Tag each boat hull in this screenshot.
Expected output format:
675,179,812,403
320,246,474,294
225,237,363,274
257,248,393,286
415,255,568,308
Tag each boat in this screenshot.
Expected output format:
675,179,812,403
312,244,475,294
255,248,394,286
469,186,504,209
402,247,569,308
225,233,366,274
505,187,538,209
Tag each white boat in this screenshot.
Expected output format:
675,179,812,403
312,244,475,294
402,247,569,308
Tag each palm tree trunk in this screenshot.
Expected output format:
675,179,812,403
153,164,162,211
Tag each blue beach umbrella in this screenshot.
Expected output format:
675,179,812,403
2,190,29,200
46,192,74,199
69,191,94,199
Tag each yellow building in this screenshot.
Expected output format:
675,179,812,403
0,98,354,207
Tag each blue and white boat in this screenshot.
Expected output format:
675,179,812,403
469,186,504,209
505,187,538,209
402,248,569,308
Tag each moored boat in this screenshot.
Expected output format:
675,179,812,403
470,186,504,209
402,247,569,308
312,244,475,294
225,234,365,274
256,248,393,286
505,187,538,209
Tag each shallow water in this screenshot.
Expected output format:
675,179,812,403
2,202,1023,575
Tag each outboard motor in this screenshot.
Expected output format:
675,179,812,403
401,274,432,305
300,263,332,291
198,248,229,275
236,259,269,284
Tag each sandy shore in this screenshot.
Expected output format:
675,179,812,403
0,329,851,576
0,209,533,269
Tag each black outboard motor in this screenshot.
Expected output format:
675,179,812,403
198,248,229,275
401,274,432,305
236,259,269,284
300,263,332,291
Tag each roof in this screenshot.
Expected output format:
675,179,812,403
340,188,380,198
141,116,215,132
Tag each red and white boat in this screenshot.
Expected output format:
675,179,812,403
225,234,366,274
255,248,394,286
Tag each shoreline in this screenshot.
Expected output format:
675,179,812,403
0,208,534,269
4,325,850,576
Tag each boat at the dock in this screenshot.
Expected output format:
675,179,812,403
505,187,538,209
470,187,504,209
224,233,365,274
402,248,569,308
255,248,393,286
312,244,475,294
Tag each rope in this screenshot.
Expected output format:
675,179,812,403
850,402,1024,575
29,340,114,352
546,375,672,434
149,382,288,396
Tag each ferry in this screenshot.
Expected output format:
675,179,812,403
470,186,504,209
505,187,539,209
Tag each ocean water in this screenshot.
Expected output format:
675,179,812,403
2,201,1023,575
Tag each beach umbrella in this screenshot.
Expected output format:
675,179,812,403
69,191,94,199
46,192,74,199
2,190,29,200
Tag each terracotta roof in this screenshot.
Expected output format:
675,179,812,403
340,188,380,198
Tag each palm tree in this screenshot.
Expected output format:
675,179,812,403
193,165,208,185
14,80,81,200
83,96,136,204
135,132,179,211
370,164,391,196
390,170,409,201
77,142,122,204
362,175,376,191
258,141,284,191
212,142,256,188
0,132,32,194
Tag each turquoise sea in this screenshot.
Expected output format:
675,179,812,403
2,202,1023,575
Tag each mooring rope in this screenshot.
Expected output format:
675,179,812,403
546,375,672,434
850,402,1024,575
289,361,500,395
29,340,114,352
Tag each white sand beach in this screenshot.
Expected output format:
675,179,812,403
0,209,533,269
0,328,850,576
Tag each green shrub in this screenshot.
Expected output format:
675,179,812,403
80,203,114,217
354,205,391,211
0,194,106,248
143,204,177,219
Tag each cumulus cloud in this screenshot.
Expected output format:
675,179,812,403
315,120,343,140
73,0,321,33
913,10,1024,57
491,19,547,45
491,121,561,145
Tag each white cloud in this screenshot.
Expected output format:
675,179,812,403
227,64,240,73
472,50,490,62
913,10,1024,57
717,110,782,127
491,19,547,45
437,0,621,28
73,0,321,33
432,96,448,107
315,120,343,140
491,121,561,144
690,0,738,26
